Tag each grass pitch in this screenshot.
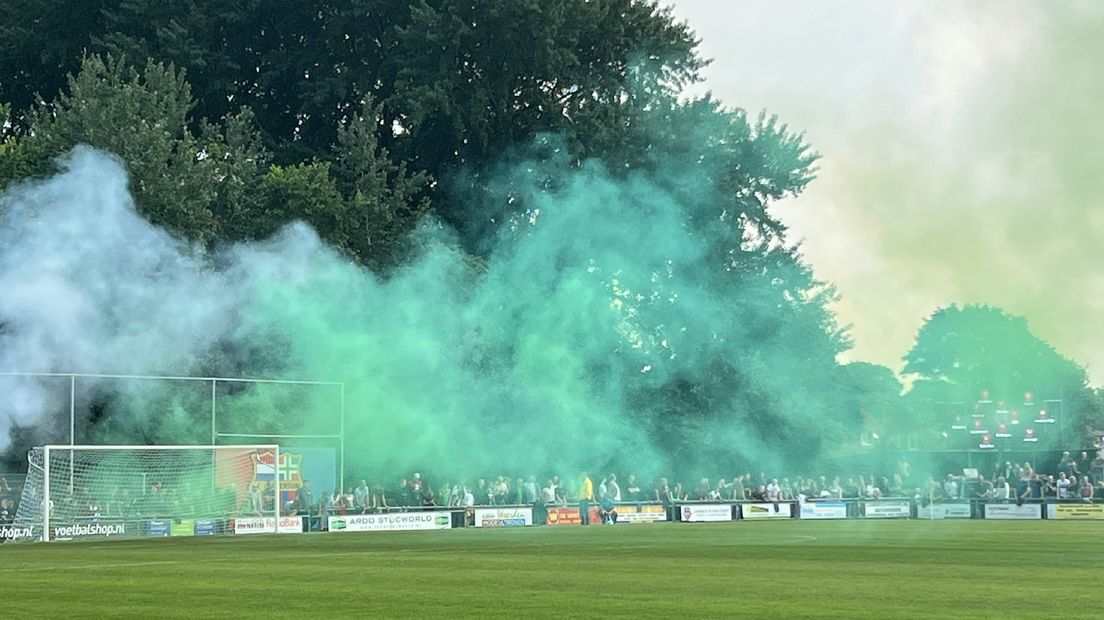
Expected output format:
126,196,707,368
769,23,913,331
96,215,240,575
2,520,1101,619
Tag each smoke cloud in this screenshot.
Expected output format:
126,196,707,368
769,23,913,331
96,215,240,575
3,139,832,479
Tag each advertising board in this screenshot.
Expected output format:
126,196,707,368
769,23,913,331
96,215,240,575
171,519,196,537
1048,503,1104,520
146,519,171,537
51,522,128,539
614,504,667,523
916,503,972,519
546,506,601,526
474,507,533,527
799,501,847,520
194,519,219,535
680,503,733,522
984,503,1041,520
863,501,910,519
0,524,36,541
234,517,275,534
328,512,451,532
741,502,793,520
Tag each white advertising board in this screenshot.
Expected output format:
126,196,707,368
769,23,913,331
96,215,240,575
233,516,303,534
799,501,847,520
863,501,911,519
984,503,1042,520
680,503,733,522
474,507,533,527
328,511,452,532
741,502,793,520
916,503,972,519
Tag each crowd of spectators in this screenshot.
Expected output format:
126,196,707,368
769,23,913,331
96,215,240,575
309,449,1104,519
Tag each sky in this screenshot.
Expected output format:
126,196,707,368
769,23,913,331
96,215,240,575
670,0,1104,385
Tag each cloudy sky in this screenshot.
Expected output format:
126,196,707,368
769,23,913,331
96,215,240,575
670,0,1104,384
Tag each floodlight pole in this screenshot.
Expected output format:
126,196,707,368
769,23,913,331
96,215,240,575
69,375,75,492
339,383,346,495
211,379,218,446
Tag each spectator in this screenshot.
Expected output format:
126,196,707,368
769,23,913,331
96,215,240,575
943,474,959,499
767,478,781,502
395,478,411,507
1056,472,1071,499
624,475,642,502
474,479,489,506
541,479,556,505
1079,478,1094,502
844,478,859,499
1075,452,1092,478
993,476,1010,501
1058,451,1076,475
295,481,315,517
354,480,370,513
608,474,621,502
828,477,843,499
461,485,475,508
731,475,746,501
598,492,618,525
523,476,538,504
579,472,595,525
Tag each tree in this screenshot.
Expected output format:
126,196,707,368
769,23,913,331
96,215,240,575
903,304,1103,443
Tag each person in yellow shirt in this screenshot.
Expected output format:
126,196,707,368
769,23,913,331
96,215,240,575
579,472,594,525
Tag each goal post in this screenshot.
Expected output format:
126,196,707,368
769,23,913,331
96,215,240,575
14,444,282,542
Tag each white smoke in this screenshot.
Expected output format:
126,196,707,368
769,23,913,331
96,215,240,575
0,147,241,449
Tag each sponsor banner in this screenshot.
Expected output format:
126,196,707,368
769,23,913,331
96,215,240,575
51,522,128,539
171,519,196,537
234,517,276,534
1048,503,1104,520
195,519,218,536
799,501,847,520
0,524,36,541
916,503,972,519
278,516,304,534
863,501,911,519
147,519,171,537
546,506,602,526
742,502,793,520
328,511,451,532
474,507,533,527
681,503,733,522
984,503,1042,520
615,503,667,523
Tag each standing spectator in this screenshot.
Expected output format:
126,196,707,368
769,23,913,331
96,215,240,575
1056,472,1071,499
353,480,370,514
395,479,411,507
474,479,489,506
608,474,621,502
1075,452,1092,479
624,475,642,502
296,481,315,518
993,476,1010,501
523,476,538,504
767,479,782,502
578,472,595,525
731,475,747,501
828,477,843,499
541,479,556,504
943,474,959,499
1058,452,1076,476
597,476,609,500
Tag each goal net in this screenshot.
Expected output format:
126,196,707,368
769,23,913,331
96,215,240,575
12,445,283,541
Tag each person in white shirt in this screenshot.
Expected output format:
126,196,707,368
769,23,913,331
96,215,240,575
943,474,959,499
462,486,475,508
607,473,622,502
1056,472,1071,499
993,476,1010,500
767,479,781,501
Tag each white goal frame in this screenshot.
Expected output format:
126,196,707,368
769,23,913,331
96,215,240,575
0,371,346,490
39,444,279,542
